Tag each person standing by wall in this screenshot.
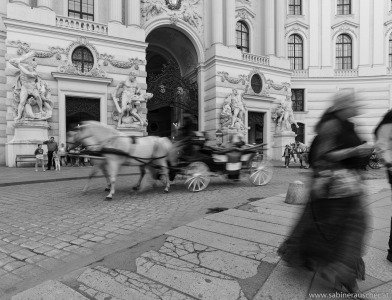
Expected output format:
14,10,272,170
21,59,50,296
283,145,291,168
374,110,392,263
59,143,67,167
53,150,60,172
34,144,45,172
43,137,58,170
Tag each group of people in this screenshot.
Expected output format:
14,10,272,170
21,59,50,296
34,137,91,172
282,142,309,169
278,90,392,299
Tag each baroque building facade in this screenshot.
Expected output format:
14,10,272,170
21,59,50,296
0,0,391,166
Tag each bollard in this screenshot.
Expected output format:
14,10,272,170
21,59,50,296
285,180,308,205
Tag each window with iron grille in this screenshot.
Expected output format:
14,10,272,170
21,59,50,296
68,0,94,21
71,46,94,73
236,21,249,53
288,0,302,15
292,123,305,143
337,0,351,15
389,34,392,68
288,34,303,70
336,34,352,69
291,89,304,112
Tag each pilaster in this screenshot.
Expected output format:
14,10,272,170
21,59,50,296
264,0,275,55
127,0,140,27
109,0,123,24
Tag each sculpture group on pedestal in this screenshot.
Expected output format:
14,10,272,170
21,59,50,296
10,51,53,121
220,88,247,132
112,71,153,128
272,93,299,133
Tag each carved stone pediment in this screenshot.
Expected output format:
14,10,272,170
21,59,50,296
285,21,309,38
235,6,255,21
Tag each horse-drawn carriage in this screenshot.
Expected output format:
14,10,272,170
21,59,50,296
67,121,273,199
171,134,273,192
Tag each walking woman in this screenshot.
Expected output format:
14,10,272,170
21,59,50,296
278,90,373,298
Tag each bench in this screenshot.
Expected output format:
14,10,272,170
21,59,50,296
15,154,48,167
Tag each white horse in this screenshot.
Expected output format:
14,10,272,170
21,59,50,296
66,121,178,200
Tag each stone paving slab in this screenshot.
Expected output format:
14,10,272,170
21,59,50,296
186,219,285,247
253,261,314,300
363,246,392,282
77,266,193,300
205,212,289,236
11,280,88,300
158,236,261,279
136,250,248,300
222,209,296,227
166,226,279,263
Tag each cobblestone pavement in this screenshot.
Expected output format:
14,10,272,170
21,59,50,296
0,163,388,298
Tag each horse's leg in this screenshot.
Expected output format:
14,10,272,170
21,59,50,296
133,166,146,191
101,162,111,192
159,160,170,193
106,160,120,201
82,164,98,193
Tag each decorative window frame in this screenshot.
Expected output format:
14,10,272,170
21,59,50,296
335,0,355,17
244,69,268,96
285,21,309,69
65,36,99,69
64,0,99,22
331,22,359,69
235,6,255,53
385,23,392,69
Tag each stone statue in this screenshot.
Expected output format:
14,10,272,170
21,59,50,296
220,88,247,131
10,51,53,121
273,94,299,132
112,71,153,128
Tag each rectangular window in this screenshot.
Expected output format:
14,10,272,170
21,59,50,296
337,0,351,15
389,39,392,68
291,89,304,112
68,0,94,21
288,0,302,15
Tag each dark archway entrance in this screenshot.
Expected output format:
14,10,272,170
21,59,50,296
66,97,100,131
146,27,199,138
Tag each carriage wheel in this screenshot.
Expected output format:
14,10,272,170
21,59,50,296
249,156,273,186
185,162,210,192
368,153,381,169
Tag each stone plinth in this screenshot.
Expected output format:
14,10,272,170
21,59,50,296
272,131,296,161
5,120,50,167
117,126,146,136
285,181,308,205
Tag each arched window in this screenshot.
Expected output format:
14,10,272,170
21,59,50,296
336,34,352,69
292,123,305,143
389,34,392,68
337,0,351,15
236,21,249,53
68,0,94,21
71,46,94,73
288,34,303,70
288,0,302,15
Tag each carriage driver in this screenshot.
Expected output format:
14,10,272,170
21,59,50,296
9,51,44,120
113,71,146,127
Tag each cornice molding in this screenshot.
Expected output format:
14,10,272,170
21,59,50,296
51,72,113,84
285,20,309,30
331,20,359,30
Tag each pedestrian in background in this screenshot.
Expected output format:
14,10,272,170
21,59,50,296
59,143,67,167
282,145,291,168
278,90,373,296
34,144,45,172
53,150,60,171
374,109,392,263
43,136,58,170
290,143,297,163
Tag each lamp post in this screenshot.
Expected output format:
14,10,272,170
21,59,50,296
216,129,223,146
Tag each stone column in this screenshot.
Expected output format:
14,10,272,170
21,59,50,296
37,0,53,10
109,0,123,24
128,0,140,27
275,0,285,57
13,0,30,6
264,0,275,55
211,0,223,45
225,0,236,47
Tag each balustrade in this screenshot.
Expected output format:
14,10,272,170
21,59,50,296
56,16,108,35
242,53,270,66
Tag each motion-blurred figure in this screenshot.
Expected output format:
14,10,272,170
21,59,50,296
278,90,373,297
374,109,392,263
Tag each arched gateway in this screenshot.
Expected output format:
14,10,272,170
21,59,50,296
145,26,200,138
